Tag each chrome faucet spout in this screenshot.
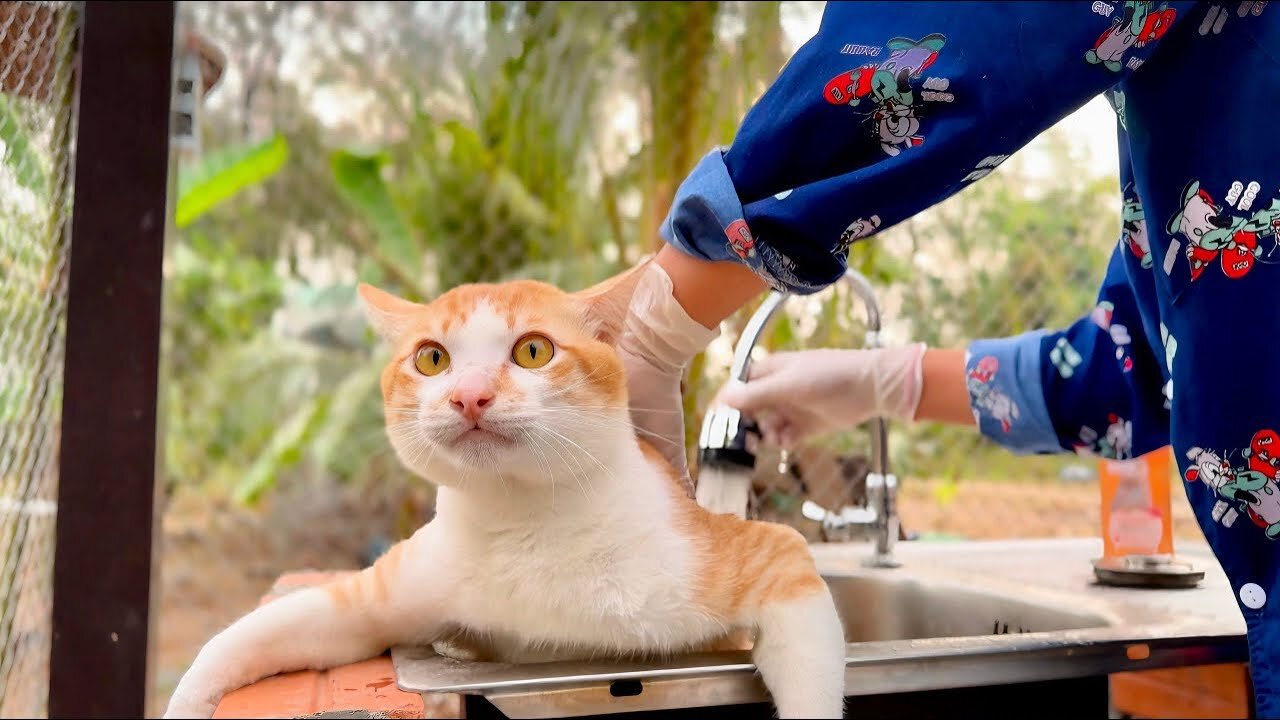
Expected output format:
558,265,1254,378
698,269,901,568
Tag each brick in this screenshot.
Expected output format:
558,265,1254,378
213,572,431,719
326,656,425,719
214,670,324,719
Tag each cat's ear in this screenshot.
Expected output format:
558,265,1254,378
357,283,423,342
573,259,651,345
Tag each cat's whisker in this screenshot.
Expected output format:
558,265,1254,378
529,418,691,450
382,407,425,418
519,429,558,511
540,365,633,401
536,405,688,415
536,424,616,495
400,423,444,474
490,456,510,497
538,426,595,502
528,424,592,502
528,411,688,450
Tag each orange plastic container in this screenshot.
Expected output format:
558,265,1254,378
1098,446,1174,558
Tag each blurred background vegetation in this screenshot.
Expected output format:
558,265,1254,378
162,0,1121,522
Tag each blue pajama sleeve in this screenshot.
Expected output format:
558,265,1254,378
965,244,1170,461
661,0,1196,293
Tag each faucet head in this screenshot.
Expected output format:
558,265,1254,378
697,403,758,470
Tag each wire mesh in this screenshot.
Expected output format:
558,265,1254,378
0,2,80,716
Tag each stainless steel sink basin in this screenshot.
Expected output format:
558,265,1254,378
393,539,1247,719
825,572,1113,643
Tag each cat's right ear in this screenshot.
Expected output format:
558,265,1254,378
357,283,423,342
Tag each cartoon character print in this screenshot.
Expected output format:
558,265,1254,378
1090,300,1115,330
1166,180,1280,282
874,101,924,156
1121,192,1152,269
966,356,1020,433
1185,446,1241,528
833,215,882,257
1111,321,1134,373
724,219,755,261
823,34,948,157
1049,338,1083,378
1108,89,1128,130
1101,414,1134,460
1160,323,1176,409
1199,1,1268,36
1245,429,1280,479
1086,1,1178,72
1089,300,1135,373
1186,430,1280,539
1075,414,1133,460
1218,469,1280,539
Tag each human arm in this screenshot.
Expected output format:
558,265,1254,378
961,244,1168,459
915,348,974,426
624,0,1196,478
717,244,1169,461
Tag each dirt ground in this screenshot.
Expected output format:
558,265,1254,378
150,473,1208,717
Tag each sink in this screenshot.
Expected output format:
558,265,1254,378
824,572,1114,643
393,539,1246,719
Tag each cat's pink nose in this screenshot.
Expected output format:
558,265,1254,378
450,373,496,424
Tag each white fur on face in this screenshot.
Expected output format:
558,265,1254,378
389,302,630,495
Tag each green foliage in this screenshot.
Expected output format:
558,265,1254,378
0,95,47,194
176,133,289,228
234,392,333,505
331,150,413,261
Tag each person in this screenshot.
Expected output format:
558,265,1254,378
613,1,1280,714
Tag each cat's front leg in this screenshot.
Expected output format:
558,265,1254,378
751,587,846,719
164,529,448,719
706,521,846,719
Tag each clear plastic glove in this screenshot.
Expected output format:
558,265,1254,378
619,262,720,494
715,344,928,449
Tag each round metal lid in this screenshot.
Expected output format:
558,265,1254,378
1092,554,1206,589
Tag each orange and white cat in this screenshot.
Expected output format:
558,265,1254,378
164,265,846,719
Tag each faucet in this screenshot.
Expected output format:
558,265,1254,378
697,270,901,569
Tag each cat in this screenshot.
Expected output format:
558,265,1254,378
164,263,847,719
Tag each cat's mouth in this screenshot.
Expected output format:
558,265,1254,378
452,424,514,448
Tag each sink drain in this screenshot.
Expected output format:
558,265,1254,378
1092,554,1205,588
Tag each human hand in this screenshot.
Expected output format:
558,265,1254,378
715,344,927,449
618,262,720,494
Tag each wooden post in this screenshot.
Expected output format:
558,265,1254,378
48,2,176,717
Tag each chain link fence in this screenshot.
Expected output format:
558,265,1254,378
155,0,1202,710
0,2,80,716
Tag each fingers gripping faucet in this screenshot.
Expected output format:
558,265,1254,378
696,270,902,568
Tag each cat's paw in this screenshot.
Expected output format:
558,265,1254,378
163,691,218,719
432,637,488,662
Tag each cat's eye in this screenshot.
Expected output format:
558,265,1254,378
413,342,450,376
512,334,554,369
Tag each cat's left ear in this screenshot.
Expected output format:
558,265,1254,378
357,283,424,342
574,259,651,345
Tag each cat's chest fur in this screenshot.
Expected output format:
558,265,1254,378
433,464,716,656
